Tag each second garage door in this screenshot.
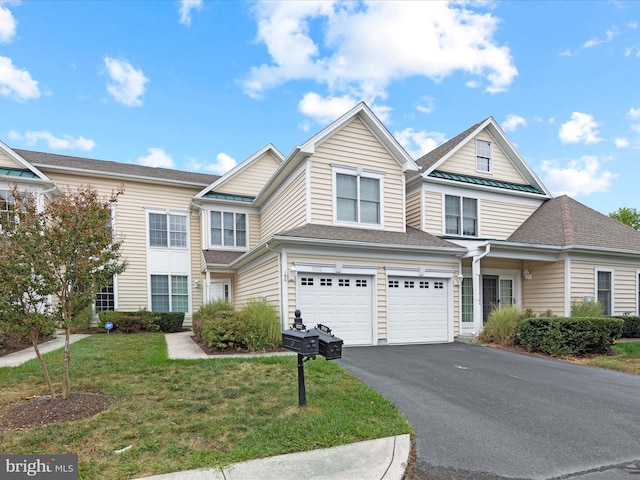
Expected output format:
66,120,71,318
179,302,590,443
387,277,449,344
297,273,373,346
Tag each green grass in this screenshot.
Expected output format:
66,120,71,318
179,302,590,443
0,334,412,479
588,341,640,374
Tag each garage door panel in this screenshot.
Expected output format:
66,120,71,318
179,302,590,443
387,277,449,344
297,274,373,346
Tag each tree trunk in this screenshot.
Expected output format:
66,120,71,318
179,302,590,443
62,327,71,400
32,338,56,398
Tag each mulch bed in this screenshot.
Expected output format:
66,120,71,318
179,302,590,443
190,335,286,355
0,332,54,358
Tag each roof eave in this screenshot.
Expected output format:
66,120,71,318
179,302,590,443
423,175,550,199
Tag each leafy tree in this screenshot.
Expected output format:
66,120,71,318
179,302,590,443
609,207,640,230
0,185,126,399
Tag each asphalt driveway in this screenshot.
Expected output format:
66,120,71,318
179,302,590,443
338,343,640,480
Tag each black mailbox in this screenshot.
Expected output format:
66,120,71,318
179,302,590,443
309,324,343,360
282,323,319,356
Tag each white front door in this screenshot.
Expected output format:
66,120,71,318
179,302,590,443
208,280,230,303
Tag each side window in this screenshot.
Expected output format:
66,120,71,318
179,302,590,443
476,139,491,172
597,271,612,316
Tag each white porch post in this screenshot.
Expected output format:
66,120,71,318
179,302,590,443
472,243,491,336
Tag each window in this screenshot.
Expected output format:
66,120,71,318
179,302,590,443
476,139,491,172
211,211,246,247
149,213,187,248
95,283,115,312
0,190,15,226
445,195,477,236
336,172,380,225
597,271,612,316
151,274,188,312
462,278,473,323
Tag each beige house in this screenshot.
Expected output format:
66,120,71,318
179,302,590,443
2,103,639,345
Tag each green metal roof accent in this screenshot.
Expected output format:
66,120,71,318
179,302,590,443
0,167,40,179
429,170,545,194
203,191,255,202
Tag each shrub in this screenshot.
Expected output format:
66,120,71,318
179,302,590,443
98,310,119,331
199,311,249,350
517,317,623,357
571,299,603,317
614,315,640,338
192,300,234,338
478,306,523,346
68,305,93,333
240,299,281,350
153,312,185,333
97,310,159,333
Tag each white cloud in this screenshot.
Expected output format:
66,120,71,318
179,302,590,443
540,156,618,197
103,56,149,107
502,114,527,132
416,96,434,114
0,56,40,101
627,107,640,120
298,93,358,124
206,152,237,175
394,128,446,159
9,130,95,151
0,3,17,43
558,112,601,144
583,27,618,48
178,0,202,26
137,148,174,168
615,137,630,148
244,1,517,105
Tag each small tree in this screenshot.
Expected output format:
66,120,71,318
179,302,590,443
609,207,640,230
0,184,126,399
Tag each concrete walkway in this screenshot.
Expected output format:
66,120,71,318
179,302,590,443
0,331,411,480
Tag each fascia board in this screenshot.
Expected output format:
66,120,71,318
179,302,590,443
0,141,54,184
194,144,285,199
252,147,307,206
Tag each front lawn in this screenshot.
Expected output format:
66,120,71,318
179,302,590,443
587,341,640,374
0,334,412,479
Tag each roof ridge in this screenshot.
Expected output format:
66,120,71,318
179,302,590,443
559,195,576,245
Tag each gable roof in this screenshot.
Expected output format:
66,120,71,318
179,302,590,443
411,117,551,198
14,149,220,187
0,141,55,186
195,144,284,199
508,195,640,253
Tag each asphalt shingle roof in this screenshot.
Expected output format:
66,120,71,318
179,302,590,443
276,224,463,250
14,149,220,187
508,195,640,252
202,250,245,265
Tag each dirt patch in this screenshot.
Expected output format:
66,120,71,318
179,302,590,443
0,332,54,357
0,392,117,431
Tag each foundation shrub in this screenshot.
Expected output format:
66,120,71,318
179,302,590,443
153,312,185,333
571,299,603,317
478,306,524,346
517,317,624,357
239,300,281,351
613,316,640,338
192,300,233,338
199,311,249,350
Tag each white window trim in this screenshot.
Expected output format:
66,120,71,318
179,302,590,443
148,273,191,314
332,165,385,229
595,268,614,316
205,206,250,250
145,208,190,250
443,194,479,237
476,139,492,174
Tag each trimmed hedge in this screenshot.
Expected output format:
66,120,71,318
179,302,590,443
517,317,623,357
98,310,184,333
613,316,640,338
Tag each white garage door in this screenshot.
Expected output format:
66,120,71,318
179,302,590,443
387,277,449,344
297,273,373,346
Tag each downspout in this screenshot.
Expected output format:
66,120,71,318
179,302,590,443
472,242,491,336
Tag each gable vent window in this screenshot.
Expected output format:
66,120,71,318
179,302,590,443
476,139,492,172
445,195,477,237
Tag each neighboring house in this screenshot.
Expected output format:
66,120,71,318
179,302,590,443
2,102,639,345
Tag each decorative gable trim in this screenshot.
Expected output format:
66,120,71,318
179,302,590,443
0,140,56,186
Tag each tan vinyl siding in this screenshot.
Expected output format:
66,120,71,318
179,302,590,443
215,152,281,197
0,151,22,168
309,117,405,232
480,199,538,239
43,171,202,314
424,191,442,235
249,213,260,248
522,260,565,316
406,191,421,230
571,260,639,315
260,170,306,239
235,255,280,311
440,131,527,184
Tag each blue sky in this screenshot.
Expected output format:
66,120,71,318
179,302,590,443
1,1,639,216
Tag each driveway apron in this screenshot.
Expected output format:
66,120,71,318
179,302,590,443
338,343,640,480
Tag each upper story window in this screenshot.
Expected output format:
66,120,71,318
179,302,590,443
445,195,477,236
0,190,15,227
149,213,187,248
211,211,246,248
335,171,381,225
476,139,492,173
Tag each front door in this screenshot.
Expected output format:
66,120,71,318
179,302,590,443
482,275,515,324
